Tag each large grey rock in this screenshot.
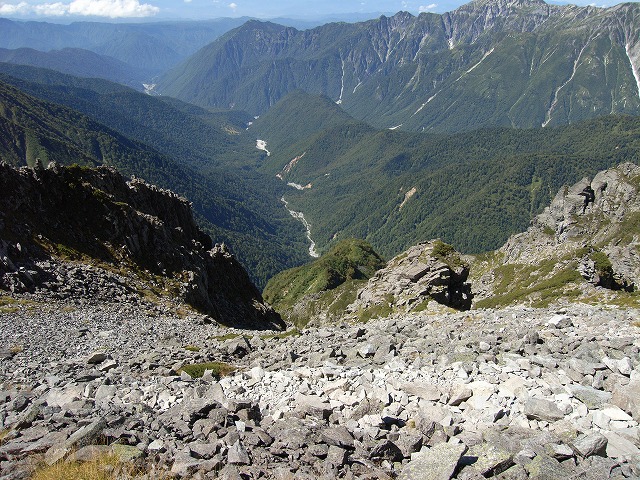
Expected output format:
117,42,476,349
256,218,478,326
462,442,514,477
524,398,565,422
348,241,472,315
399,443,467,480
523,454,569,479
612,380,640,421
227,440,250,465
572,432,608,458
569,385,612,409
321,426,355,449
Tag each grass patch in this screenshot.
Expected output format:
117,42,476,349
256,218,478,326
357,294,395,322
0,296,36,314
476,266,582,309
411,298,431,313
30,452,141,480
183,345,200,352
0,429,10,445
178,361,236,379
211,333,240,342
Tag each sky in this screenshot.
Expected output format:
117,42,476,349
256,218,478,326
0,0,632,21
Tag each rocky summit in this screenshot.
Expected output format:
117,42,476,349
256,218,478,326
1,300,639,479
0,163,282,330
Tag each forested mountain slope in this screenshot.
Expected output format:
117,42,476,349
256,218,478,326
160,0,640,132
0,79,310,286
0,48,150,89
252,91,640,259
0,17,250,74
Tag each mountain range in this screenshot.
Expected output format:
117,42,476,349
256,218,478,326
0,17,251,75
159,0,640,132
0,0,639,288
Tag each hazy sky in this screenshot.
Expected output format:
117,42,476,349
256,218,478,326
0,0,632,21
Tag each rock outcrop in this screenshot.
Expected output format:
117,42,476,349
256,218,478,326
0,162,283,330
473,162,640,306
347,240,472,318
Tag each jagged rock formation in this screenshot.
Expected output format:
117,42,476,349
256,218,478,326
473,162,640,307
347,240,472,319
0,163,283,330
160,0,640,132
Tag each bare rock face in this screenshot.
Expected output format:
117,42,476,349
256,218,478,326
347,240,472,317
0,163,283,330
494,162,640,293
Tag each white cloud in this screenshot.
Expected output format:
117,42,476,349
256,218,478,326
69,0,159,17
33,1,69,14
0,0,159,17
0,1,30,14
419,3,437,11
228,1,236,9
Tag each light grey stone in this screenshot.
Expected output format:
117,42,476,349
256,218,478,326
571,432,608,458
399,443,467,480
524,398,564,422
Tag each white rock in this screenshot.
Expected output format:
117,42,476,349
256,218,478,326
547,315,572,329
603,405,634,421
604,431,640,459
617,357,633,376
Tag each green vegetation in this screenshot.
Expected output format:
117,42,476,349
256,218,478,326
356,294,395,323
211,333,240,342
0,296,36,314
183,345,201,352
263,239,385,326
254,90,640,262
159,11,640,132
590,251,613,277
29,450,151,480
264,239,384,310
178,361,236,379
430,240,466,269
475,259,583,309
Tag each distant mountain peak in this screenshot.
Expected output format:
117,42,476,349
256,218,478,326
471,0,547,7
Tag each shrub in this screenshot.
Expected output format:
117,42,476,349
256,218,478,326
178,361,235,379
590,251,613,276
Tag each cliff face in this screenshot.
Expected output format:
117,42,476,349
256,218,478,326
472,162,640,307
0,162,284,330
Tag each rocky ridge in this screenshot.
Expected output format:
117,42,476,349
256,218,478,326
0,162,283,330
473,162,640,307
1,300,639,479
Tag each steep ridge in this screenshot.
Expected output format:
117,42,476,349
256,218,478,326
472,161,640,308
0,17,251,75
0,48,150,89
0,76,311,287
160,0,640,132
0,163,283,330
